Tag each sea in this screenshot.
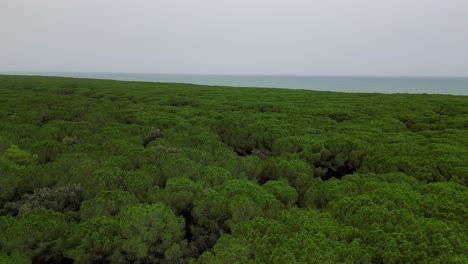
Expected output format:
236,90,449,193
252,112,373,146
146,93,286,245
6,72,468,96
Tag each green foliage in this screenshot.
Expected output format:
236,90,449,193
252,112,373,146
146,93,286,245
143,128,163,147
216,112,285,157
64,216,123,263
419,181,468,223
0,157,23,202
262,180,298,207
261,156,313,196
194,179,282,230
79,190,139,220
154,177,203,214
118,203,187,263
0,75,467,263
3,144,38,166
187,179,282,255
0,251,31,264
198,209,371,263
31,140,64,164
122,170,155,201
81,167,127,199
300,137,368,180
302,173,468,262
0,209,68,263
199,166,232,187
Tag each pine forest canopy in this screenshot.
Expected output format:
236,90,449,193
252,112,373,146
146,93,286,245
0,75,467,263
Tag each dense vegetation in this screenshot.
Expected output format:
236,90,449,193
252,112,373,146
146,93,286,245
0,75,467,263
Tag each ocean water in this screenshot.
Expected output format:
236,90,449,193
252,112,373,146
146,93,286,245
10,72,468,95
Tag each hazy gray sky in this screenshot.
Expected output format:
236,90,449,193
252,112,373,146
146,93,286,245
1,0,468,76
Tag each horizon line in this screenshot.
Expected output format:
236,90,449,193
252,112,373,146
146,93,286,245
1,71,468,79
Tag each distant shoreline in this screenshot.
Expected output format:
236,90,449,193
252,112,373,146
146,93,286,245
1,72,467,95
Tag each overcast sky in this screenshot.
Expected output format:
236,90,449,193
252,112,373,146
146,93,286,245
1,0,468,76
